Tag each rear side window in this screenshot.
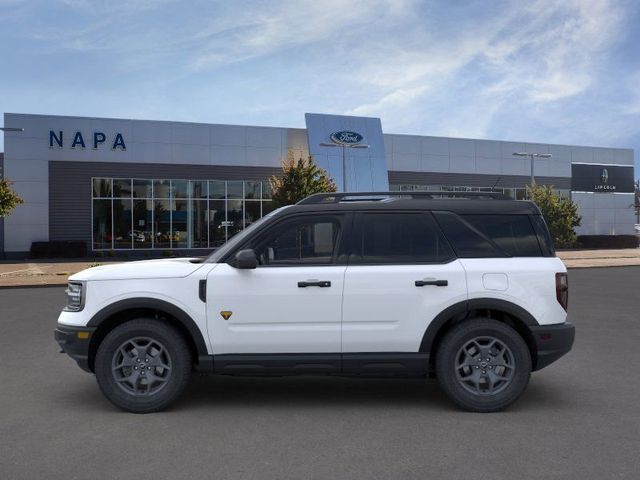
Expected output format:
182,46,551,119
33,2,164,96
530,215,555,256
434,212,543,257
433,212,504,258
355,212,454,264
462,215,542,257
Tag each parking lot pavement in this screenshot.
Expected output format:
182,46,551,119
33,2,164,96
1,267,639,480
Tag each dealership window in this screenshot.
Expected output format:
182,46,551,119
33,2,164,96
390,184,570,200
91,178,273,250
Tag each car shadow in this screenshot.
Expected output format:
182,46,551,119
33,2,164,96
56,373,574,414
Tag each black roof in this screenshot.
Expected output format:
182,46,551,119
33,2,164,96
280,192,540,215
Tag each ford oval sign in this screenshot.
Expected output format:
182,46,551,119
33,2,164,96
330,130,364,145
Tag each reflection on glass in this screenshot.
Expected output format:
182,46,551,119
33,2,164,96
191,181,207,199
262,201,277,216
172,200,188,248
93,177,275,250
154,180,171,199
261,181,272,199
133,200,153,248
133,179,152,198
226,199,243,239
209,181,225,199
113,199,132,248
93,178,112,197
245,201,261,227
113,179,132,198
207,200,226,247
245,182,261,199
227,181,243,199
173,180,188,199
93,199,112,249
154,200,171,248
191,200,208,248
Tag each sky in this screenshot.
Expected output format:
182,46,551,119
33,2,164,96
1,0,639,177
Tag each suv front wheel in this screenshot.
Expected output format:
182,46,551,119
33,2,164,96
436,318,531,412
95,319,192,413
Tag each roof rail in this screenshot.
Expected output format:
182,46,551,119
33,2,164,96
297,191,507,205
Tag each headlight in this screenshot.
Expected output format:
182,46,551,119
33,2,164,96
63,282,85,312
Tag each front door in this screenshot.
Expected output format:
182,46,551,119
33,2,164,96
207,214,348,355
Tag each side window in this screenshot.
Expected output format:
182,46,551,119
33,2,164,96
461,214,542,257
253,217,341,266
530,214,555,256
356,213,454,264
433,211,504,258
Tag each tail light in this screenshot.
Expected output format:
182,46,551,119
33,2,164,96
555,272,568,311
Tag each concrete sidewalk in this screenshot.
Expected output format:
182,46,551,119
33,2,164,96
0,249,639,287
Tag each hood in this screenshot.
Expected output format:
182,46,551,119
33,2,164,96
69,258,206,281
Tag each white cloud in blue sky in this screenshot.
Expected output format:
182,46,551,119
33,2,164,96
1,0,639,176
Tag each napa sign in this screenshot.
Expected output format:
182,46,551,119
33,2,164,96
49,130,126,150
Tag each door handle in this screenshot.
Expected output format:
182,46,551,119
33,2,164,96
298,280,331,288
415,279,448,287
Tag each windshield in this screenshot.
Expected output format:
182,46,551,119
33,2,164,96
205,206,291,263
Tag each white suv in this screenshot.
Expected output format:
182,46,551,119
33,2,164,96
55,191,574,413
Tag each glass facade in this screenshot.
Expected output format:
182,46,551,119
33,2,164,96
389,184,571,200
92,178,274,250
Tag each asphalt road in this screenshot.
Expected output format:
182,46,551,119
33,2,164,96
1,267,639,480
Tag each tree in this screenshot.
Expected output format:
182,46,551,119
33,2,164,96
270,151,336,207
0,178,24,217
527,184,581,249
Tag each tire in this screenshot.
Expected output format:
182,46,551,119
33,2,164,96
95,319,192,413
435,318,531,412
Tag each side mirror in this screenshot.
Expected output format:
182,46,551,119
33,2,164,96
234,249,258,269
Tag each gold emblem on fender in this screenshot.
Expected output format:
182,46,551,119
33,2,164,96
220,311,233,320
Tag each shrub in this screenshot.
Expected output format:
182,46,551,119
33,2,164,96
270,151,336,207
527,185,581,249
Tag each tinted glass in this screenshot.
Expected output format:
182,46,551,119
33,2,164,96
254,218,340,265
434,211,504,258
113,179,132,198
132,199,153,248
244,181,261,199
92,199,112,249
113,198,132,248
227,181,243,199
357,213,454,264
92,178,111,197
530,214,555,256
132,179,152,198
462,214,542,257
153,200,171,248
172,180,188,199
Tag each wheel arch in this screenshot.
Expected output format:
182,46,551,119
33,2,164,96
86,298,209,373
421,298,539,371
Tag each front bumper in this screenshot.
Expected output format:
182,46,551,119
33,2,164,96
54,324,96,373
530,321,575,371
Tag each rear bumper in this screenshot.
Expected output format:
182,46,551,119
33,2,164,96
54,324,95,373
530,322,575,371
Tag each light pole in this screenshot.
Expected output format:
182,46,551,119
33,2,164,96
320,142,370,191
512,152,552,186
0,127,24,132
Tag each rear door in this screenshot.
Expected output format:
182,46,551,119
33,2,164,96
341,211,467,354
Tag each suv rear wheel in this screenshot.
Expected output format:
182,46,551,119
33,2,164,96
95,319,192,413
436,318,531,412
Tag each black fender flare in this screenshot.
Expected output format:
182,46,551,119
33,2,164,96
419,298,539,353
87,297,209,356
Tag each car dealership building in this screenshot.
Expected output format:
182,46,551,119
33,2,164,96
0,112,636,258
